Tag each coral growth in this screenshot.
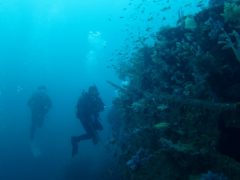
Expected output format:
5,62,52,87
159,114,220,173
219,29,240,63
223,2,240,23
108,1,240,180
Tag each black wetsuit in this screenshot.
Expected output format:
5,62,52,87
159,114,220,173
72,90,104,156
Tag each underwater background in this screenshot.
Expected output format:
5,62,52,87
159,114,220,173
1,0,240,179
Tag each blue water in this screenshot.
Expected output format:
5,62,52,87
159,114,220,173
0,0,209,179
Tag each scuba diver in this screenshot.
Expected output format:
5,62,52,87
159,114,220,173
28,86,52,141
71,85,104,157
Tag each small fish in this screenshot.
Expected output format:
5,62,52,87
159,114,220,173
160,6,171,11
147,17,154,21
136,4,142,9
145,27,152,31
197,0,204,8
197,3,204,7
184,3,192,7
154,122,169,129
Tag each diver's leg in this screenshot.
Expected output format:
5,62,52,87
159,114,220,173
73,134,92,141
38,116,44,128
83,117,100,143
71,133,92,157
30,112,38,141
30,122,37,141
71,123,96,157
71,117,97,157
94,119,103,131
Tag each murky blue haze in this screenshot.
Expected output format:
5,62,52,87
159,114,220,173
0,0,207,179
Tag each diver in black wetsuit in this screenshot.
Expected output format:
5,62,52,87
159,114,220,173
28,86,52,141
71,85,104,157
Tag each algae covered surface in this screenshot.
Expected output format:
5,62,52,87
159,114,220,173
107,0,240,179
